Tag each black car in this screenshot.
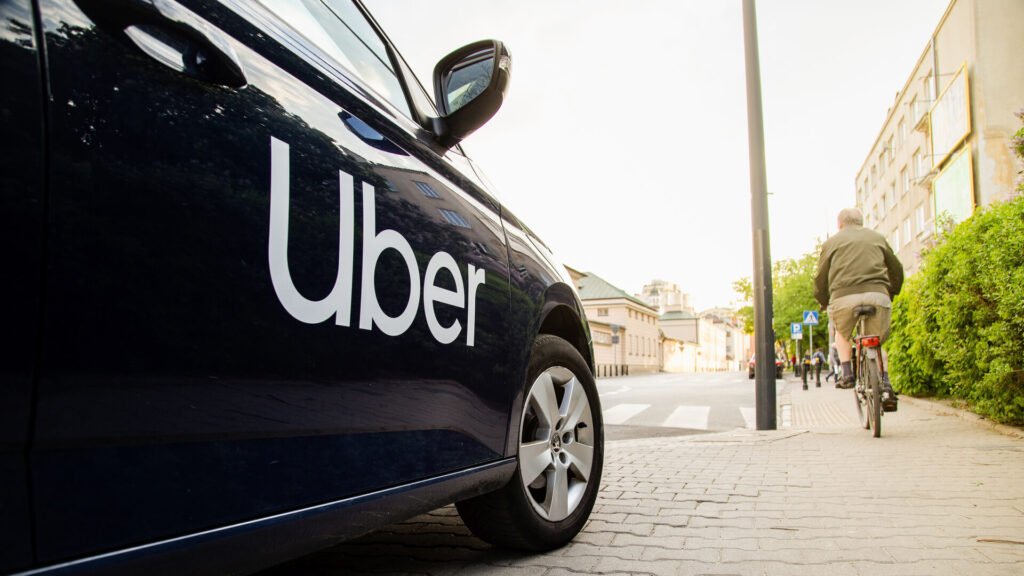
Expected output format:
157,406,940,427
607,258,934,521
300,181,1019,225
0,1,603,574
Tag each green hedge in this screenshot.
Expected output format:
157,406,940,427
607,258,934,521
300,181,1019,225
888,195,1024,424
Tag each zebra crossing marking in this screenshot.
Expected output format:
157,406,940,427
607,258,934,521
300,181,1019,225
601,403,758,430
602,403,650,425
739,406,756,429
663,405,711,430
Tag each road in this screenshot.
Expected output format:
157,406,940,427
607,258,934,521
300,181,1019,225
597,371,760,440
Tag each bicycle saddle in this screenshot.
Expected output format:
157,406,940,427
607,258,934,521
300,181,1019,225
853,305,876,317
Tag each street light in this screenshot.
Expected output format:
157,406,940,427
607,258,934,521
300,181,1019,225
742,0,776,430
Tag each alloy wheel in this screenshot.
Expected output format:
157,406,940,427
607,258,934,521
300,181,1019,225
519,366,596,522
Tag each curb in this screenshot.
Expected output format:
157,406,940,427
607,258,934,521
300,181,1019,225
902,395,1024,440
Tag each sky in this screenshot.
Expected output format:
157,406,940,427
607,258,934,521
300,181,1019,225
366,0,950,310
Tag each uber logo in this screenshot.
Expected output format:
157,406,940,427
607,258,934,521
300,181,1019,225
268,136,485,346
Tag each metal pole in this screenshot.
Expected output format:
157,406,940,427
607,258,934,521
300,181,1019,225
743,0,776,430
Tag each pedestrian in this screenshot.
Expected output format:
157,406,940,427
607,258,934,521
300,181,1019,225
801,352,811,389
811,347,827,387
814,207,903,411
825,344,840,382
791,353,798,376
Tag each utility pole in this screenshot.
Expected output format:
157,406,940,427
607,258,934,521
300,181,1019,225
742,0,776,430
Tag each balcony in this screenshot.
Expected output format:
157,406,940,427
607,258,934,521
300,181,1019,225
912,100,932,133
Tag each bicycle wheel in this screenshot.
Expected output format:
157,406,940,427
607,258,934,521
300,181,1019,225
855,350,870,429
864,351,882,437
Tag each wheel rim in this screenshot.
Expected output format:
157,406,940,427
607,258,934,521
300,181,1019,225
519,365,596,522
855,382,869,429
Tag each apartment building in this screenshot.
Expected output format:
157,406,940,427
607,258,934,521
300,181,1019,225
854,0,1024,276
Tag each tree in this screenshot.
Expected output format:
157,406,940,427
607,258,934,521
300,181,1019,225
732,278,754,335
771,249,829,358
734,246,830,359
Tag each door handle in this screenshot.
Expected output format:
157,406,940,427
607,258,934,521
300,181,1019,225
77,0,247,88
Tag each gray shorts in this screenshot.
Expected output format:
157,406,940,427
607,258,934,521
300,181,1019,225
828,292,892,343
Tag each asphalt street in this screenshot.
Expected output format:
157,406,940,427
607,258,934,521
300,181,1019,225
597,371,758,440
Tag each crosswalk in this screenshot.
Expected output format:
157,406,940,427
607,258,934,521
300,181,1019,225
602,403,649,424
601,402,757,430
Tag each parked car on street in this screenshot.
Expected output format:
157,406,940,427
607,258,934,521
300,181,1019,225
748,354,785,379
1,1,603,574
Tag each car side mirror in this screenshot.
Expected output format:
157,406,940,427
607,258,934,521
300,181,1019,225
431,40,511,147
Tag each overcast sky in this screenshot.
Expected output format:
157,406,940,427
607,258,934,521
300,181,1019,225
366,0,950,310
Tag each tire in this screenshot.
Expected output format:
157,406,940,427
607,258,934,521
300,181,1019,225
855,351,870,430
456,334,604,551
866,355,882,438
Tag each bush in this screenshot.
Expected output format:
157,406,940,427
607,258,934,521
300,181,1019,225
888,196,1024,424
887,273,945,396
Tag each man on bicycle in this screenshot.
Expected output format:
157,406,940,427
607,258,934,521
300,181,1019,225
814,208,903,411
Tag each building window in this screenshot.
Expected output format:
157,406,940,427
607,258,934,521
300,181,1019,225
892,227,900,250
912,149,922,179
902,218,911,246
887,183,896,209
897,119,906,149
916,148,930,179
909,95,919,124
414,181,441,198
886,136,895,164
597,308,608,317
439,209,470,228
924,70,934,101
915,203,929,236
901,167,910,196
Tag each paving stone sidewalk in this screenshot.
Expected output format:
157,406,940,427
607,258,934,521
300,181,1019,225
264,379,1024,575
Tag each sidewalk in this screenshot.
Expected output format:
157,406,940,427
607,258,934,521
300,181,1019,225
264,377,1024,576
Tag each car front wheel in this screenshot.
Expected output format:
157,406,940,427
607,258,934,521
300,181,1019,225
456,334,603,550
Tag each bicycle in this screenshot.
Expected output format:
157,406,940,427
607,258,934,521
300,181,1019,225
852,305,884,438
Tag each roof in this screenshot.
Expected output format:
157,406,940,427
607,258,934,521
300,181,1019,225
577,273,658,312
660,310,697,321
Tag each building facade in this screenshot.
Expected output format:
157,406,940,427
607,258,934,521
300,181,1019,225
854,0,1024,276
575,273,661,376
640,279,693,315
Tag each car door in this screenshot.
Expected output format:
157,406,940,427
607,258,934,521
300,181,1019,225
0,0,44,572
33,0,512,564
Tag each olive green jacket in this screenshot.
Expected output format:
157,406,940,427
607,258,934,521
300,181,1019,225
814,225,904,307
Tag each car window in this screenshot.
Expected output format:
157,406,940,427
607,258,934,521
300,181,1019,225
257,0,411,117
394,49,437,116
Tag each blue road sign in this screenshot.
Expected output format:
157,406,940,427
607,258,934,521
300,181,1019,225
803,310,819,325
790,322,803,339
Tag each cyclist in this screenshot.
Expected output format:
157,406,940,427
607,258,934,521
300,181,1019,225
814,207,903,411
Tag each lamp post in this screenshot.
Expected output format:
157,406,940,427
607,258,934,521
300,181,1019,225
742,0,776,430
